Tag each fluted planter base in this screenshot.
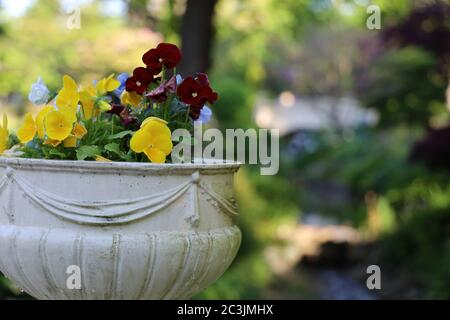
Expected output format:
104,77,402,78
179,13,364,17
0,158,242,300
0,225,241,300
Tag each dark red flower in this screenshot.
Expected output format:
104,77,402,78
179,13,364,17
145,75,177,103
107,104,137,127
125,67,158,95
142,43,182,70
119,108,137,127
176,73,218,119
189,107,202,120
108,103,125,116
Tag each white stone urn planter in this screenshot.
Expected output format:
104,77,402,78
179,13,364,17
0,158,241,300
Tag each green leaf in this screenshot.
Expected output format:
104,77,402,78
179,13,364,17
20,146,43,159
104,142,127,160
108,130,134,140
48,148,67,159
76,145,101,160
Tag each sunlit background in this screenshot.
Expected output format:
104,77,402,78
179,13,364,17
1,0,450,299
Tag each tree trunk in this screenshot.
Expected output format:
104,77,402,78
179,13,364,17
178,0,218,76
127,0,153,27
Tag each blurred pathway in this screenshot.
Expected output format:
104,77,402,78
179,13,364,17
264,214,378,300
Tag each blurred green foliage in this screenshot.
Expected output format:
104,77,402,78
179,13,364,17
382,207,450,299
211,77,255,130
292,126,450,222
357,47,448,127
197,168,298,299
0,0,161,115
1,0,450,300
292,127,450,297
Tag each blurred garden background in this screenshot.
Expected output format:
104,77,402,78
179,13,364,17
1,0,450,299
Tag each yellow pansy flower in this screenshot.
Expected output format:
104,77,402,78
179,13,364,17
79,75,119,119
121,91,141,108
0,114,8,154
140,116,168,129
62,122,87,148
36,105,54,139
130,117,173,163
79,85,97,120
45,110,74,141
17,113,37,143
56,75,79,122
63,136,77,148
98,100,112,112
72,122,87,139
96,74,120,96
17,106,56,143
95,155,112,162
44,139,62,147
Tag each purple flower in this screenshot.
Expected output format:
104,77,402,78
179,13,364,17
114,73,129,96
176,74,183,85
194,105,212,124
146,75,176,103
107,104,137,127
28,77,50,105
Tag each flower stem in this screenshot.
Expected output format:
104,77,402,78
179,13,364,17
185,106,190,125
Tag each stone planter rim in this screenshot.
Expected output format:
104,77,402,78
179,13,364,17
0,157,241,175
